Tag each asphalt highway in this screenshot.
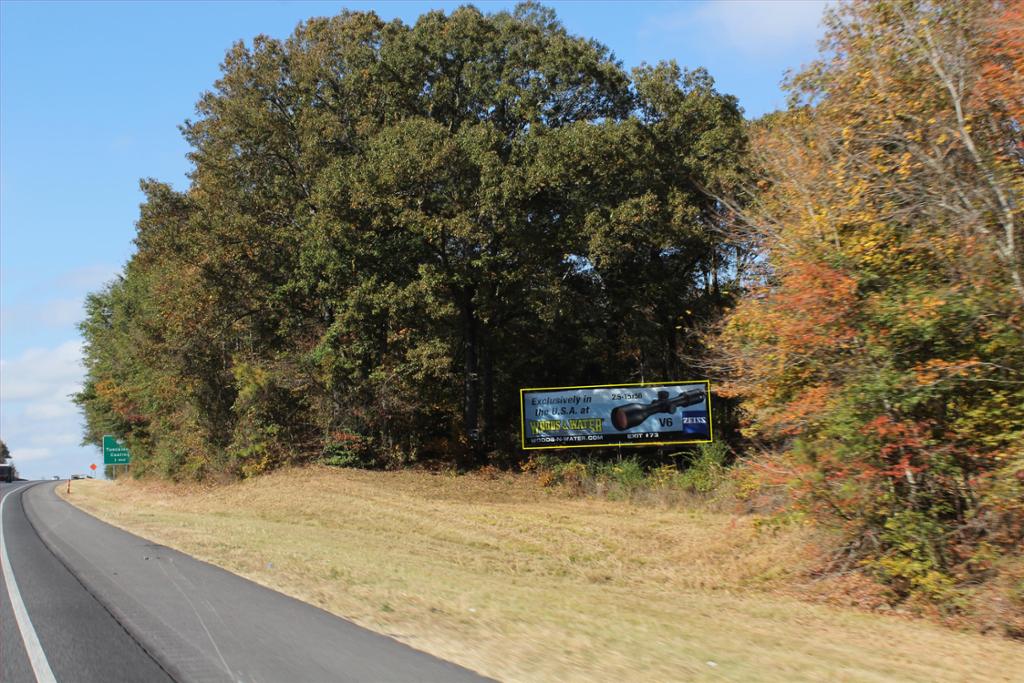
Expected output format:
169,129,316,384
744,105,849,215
1,480,489,682
1,481,173,682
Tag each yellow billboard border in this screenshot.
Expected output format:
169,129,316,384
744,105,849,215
519,380,713,451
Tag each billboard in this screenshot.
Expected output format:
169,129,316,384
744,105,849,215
520,381,712,450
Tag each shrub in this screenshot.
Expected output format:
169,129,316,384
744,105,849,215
678,442,728,493
608,458,645,491
322,432,378,469
867,510,958,604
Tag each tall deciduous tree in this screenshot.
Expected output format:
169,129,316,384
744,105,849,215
77,2,747,476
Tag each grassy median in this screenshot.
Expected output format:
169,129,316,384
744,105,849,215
62,468,1023,682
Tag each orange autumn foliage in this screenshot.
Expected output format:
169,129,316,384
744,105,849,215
717,0,1024,628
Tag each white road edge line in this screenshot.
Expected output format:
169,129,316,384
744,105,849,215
1,484,59,683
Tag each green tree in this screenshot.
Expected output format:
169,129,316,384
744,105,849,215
77,2,747,476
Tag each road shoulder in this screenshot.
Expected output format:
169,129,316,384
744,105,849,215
24,483,488,683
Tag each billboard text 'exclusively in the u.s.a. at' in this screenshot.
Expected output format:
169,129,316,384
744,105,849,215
520,381,712,450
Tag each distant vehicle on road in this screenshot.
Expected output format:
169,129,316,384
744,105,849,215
0,462,16,483
71,474,85,480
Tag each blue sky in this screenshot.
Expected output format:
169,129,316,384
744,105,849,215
0,0,828,479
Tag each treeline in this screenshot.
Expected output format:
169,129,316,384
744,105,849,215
719,0,1023,625
77,0,1022,625
76,3,748,478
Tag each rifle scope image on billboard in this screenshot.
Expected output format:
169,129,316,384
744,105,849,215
520,381,712,450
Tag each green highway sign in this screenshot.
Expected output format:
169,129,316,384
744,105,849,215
102,435,131,465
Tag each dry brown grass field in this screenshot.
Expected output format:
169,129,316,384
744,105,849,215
62,467,1023,682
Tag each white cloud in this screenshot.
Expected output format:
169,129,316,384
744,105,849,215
26,432,80,448
0,297,85,330
702,1,828,55
0,263,120,335
55,264,121,292
11,447,53,462
23,400,79,420
44,298,88,327
0,339,95,478
644,0,829,58
0,265,119,480
0,340,84,402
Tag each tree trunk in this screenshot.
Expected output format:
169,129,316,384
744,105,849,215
461,293,479,446
480,332,494,451
712,251,720,297
665,320,678,379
